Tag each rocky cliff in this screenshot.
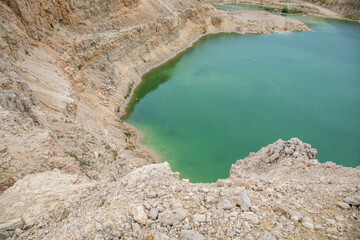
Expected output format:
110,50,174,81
0,0,359,239
209,0,360,20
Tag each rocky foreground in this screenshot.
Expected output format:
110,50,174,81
0,138,359,239
0,0,359,239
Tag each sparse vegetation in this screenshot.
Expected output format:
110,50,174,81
105,144,111,150
69,152,90,166
52,119,58,122
59,19,69,27
116,106,120,112
281,7,289,13
123,131,132,138
124,83,134,99
77,63,84,70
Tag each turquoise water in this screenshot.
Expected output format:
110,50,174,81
124,19,360,183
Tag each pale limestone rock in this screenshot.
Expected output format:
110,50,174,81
243,212,259,224
131,205,148,225
258,231,276,240
0,218,23,231
237,192,251,211
344,194,360,206
336,201,350,209
217,198,234,210
180,230,205,240
158,208,188,226
326,227,338,234
192,214,206,222
149,208,159,220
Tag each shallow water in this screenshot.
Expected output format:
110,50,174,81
124,18,360,183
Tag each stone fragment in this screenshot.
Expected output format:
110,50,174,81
131,205,148,225
0,219,23,231
344,194,360,206
132,223,141,232
0,146,7,153
192,214,206,222
326,227,339,234
205,196,216,204
258,231,276,240
268,152,279,163
290,211,302,223
336,201,350,209
243,212,259,224
180,230,205,240
250,206,259,212
154,232,171,240
237,192,251,211
302,221,314,230
274,204,288,216
217,198,234,210
149,208,159,220
158,208,188,226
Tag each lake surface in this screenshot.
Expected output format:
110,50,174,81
124,18,360,183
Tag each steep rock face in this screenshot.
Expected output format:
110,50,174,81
1,0,141,40
210,0,360,19
304,0,360,19
0,3,29,59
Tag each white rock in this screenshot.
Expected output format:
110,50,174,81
180,230,205,240
303,221,314,230
344,194,360,206
0,219,23,231
192,214,206,222
336,201,350,209
149,208,159,220
243,212,259,224
326,227,338,234
258,231,276,240
217,198,234,210
131,205,148,225
158,208,188,226
237,192,252,211
154,232,171,240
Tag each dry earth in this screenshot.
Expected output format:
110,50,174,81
0,0,359,239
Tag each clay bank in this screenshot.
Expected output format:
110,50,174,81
0,0,359,239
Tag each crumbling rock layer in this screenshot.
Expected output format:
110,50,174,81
0,138,359,239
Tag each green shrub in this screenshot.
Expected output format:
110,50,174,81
281,7,289,13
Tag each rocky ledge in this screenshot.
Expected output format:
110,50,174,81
0,138,359,239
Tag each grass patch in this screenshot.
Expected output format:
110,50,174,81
105,144,111,150
77,63,84,70
116,106,120,112
57,135,64,139
263,6,275,11
280,7,303,14
123,131,132,138
44,31,52,37
124,83,134,99
344,15,355,20
59,20,69,27
69,152,90,166
52,119,58,122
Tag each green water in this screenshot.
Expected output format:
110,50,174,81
124,18,360,183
